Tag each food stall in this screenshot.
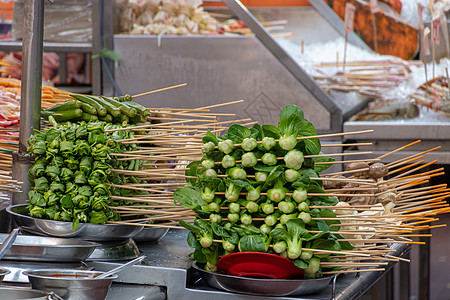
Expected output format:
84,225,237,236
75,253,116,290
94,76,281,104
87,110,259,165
0,0,448,299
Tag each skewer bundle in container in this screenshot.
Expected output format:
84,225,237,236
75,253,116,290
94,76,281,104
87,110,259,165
311,59,419,100
107,99,254,227
117,104,447,278
109,104,438,278
410,76,449,116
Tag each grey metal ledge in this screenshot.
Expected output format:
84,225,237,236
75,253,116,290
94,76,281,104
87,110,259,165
0,41,93,53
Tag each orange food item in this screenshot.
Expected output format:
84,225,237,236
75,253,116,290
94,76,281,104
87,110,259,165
327,0,418,60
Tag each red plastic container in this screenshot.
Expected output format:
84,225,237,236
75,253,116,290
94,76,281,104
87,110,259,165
217,252,304,279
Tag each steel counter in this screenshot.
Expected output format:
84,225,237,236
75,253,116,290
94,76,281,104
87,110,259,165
88,230,410,300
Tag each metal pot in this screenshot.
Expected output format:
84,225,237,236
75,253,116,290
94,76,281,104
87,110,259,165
23,269,118,300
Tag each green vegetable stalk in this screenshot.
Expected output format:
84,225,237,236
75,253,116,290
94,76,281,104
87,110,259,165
26,118,145,229
284,149,305,170
241,137,257,151
261,153,277,166
225,182,241,202
221,155,236,168
218,139,234,154
228,167,246,180
255,172,267,182
202,141,215,153
262,137,276,150
241,152,257,167
267,180,287,202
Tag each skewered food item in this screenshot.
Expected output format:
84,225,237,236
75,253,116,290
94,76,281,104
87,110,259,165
26,116,147,230
42,94,150,125
368,162,388,179
174,105,352,278
345,162,369,178
119,0,248,35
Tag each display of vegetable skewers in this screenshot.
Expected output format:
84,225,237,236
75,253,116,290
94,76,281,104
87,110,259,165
41,94,150,125
26,116,148,230
174,105,353,277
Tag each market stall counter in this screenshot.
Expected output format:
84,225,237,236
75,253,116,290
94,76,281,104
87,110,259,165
84,230,410,300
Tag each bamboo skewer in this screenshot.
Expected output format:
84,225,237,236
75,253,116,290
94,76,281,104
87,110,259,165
132,83,188,98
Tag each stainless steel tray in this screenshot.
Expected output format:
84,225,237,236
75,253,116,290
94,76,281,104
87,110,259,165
192,262,333,296
0,268,10,282
87,238,139,261
7,205,144,242
133,227,169,243
0,286,51,299
0,234,99,262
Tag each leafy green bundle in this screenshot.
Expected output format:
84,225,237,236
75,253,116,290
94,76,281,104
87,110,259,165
27,116,147,230
174,105,353,278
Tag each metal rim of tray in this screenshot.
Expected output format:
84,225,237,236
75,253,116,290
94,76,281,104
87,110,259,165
192,262,333,296
0,268,11,277
7,204,144,242
0,286,50,299
0,233,100,262
133,226,170,243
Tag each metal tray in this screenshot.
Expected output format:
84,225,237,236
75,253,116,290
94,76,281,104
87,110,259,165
87,238,139,261
0,268,10,282
192,262,333,296
0,286,52,300
0,234,99,262
133,227,169,243
7,205,144,242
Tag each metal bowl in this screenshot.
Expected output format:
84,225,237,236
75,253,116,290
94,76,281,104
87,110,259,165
133,227,169,243
0,286,50,300
192,262,333,296
0,268,10,282
7,205,143,242
23,269,118,300
87,238,139,261
0,234,99,262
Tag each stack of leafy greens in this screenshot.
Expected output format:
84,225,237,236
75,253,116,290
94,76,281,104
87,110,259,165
27,116,147,230
174,105,353,278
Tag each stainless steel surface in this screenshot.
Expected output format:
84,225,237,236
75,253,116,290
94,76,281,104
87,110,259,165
398,252,410,300
222,0,341,133
0,286,50,299
8,205,144,242
96,255,146,279
0,41,93,52
91,0,101,95
114,35,334,132
308,0,372,51
419,230,430,300
133,226,169,243
14,0,45,205
0,228,19,260
0,268,10,282
192,262,332,296
1,260,84,283
87,230,410,300
0,233,99,262
24,269,118,300
87,238,139,261
248,7,341,45
343,120,450,164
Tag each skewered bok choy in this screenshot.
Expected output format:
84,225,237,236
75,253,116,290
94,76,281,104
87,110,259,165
27,116,148,230
174,105,352,277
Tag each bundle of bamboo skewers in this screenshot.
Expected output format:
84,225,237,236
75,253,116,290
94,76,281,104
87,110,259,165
2,79,449,275
410,76,450,116
311,59,419,100
99,102,449,276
